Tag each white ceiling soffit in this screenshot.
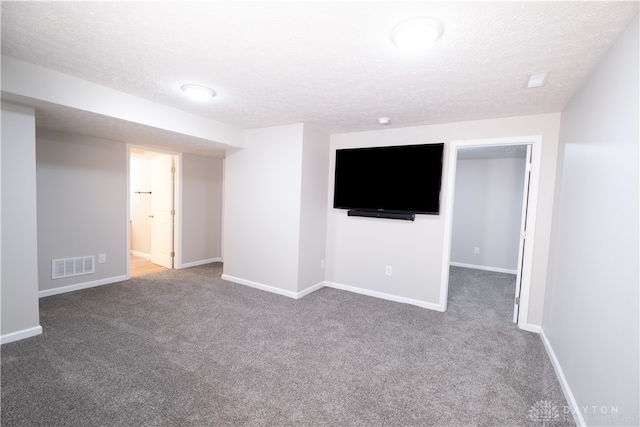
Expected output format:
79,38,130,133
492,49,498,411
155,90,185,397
32,102,232,159
1,1,638,148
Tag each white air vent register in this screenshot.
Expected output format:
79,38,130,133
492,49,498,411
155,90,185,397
52,256,95,279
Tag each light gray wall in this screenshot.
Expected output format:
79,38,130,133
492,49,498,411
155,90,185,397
297,125,329,291
543,14,639,426
222,123,330,295
223,123,305,293
327,113,561,325
1,102,41,339
36,130,128,292
33,129,225,295
451,157,526,272
181,153,223,265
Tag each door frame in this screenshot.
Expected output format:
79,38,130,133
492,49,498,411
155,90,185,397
150,153,176,269
512,144,533,323
126,145,182,277
439,135,542,331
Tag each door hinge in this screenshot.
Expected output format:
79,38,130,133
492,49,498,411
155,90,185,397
515,296,520,305
526,162,532,172
171,209,175,215
171,166,176,173
170,251,175,258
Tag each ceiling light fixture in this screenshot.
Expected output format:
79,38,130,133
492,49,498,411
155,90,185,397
378,117,390,125
181,84,216,101
525,72,549,89
391,17,444,53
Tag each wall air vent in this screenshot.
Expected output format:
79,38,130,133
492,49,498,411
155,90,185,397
52,256,95,279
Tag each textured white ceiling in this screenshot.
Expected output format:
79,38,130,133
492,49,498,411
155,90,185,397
1,1,638,154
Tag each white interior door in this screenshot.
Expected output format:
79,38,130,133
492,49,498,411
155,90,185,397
151,155,174,268
513,145,532,322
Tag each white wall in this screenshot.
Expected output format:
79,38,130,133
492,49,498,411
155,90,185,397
130,152,152,256
451,157,526,272
223,124,305,294
36,130,128,293
181,153,223,266
327,113,561,324
222,123,329,296
297,125,329,292
1,102,42,343
543,15,639,426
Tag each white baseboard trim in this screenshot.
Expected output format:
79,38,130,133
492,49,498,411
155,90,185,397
130,250,151,259
1,325,43,345
324,281,443,311
38,275,129,298
178,257,222,269
297,281,325,299
540,329,585,427
219,275,442,310
520,323,541,333
450,262,517,275
218,275,330,300
221,274,300,299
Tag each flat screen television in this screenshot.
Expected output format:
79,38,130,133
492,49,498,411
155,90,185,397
333,143,444,219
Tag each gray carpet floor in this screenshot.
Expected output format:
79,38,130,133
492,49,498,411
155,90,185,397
1,264,573,426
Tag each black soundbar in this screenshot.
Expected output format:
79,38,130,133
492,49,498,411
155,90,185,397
347,210,415,221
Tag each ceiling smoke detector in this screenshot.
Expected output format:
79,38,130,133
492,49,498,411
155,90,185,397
391,17,444,53
181,84,216,101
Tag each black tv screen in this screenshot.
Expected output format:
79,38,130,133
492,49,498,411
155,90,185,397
333,143,444,215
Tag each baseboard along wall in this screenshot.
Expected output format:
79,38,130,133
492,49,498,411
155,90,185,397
324,281,443,311
130,250,151,259
219,274,292,297
1,325,43,345
38,275,129,298
450,262,517,275
221,274,443,311
540,329,585,427
220,274,325,300
179,258,222,269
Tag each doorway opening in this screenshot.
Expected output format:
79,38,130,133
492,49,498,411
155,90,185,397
440,136,541,331
128,147,179,277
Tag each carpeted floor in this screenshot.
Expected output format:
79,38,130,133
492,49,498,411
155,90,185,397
1,264,573,426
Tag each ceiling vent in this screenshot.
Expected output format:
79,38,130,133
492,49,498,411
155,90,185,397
52,256,95,279
525,72,549,89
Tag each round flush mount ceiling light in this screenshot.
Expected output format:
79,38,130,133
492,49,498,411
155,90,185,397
181,84,216,101
390,17,444,53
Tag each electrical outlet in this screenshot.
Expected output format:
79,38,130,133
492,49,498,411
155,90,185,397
474,247,480,254
385,265,392,276
98,253,106,264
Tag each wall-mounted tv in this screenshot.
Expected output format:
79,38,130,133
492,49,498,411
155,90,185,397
333,143,444,220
